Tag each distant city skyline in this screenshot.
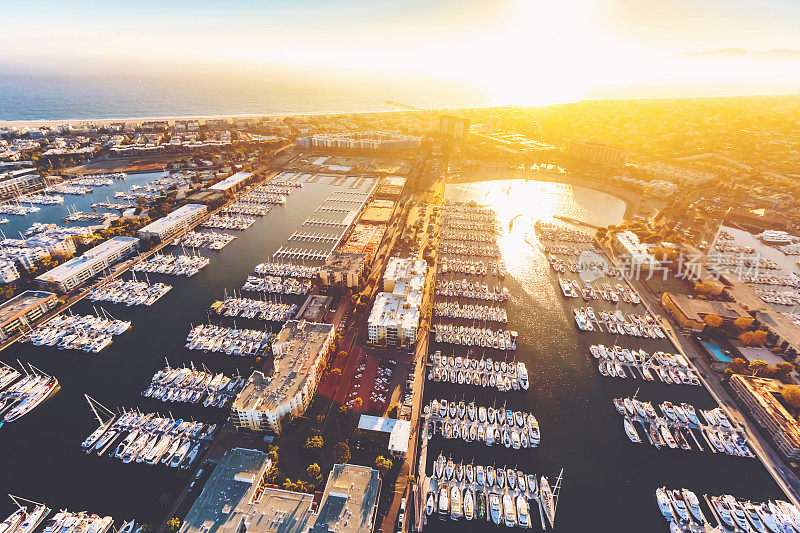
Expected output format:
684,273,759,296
3,0,800,104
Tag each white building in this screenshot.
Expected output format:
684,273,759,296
367,257,426,348
0,172,42,198
0,260,20,284
36,236,139,293
231,320,334,434
643,179,679,199
568,140,628,167
137,204,207,241
614,231,656,269
297,131,420,152
208,172,253,193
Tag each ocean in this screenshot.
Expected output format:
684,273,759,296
0,69,488,122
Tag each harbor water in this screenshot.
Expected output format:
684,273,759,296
0,174,371,524
421,180,783,532
0,177,784,529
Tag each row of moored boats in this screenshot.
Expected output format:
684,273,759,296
88,279,171,307
132,253,209,277
214,296,297,321
202,214,256,230
185,324,271,355
142,364,244,407
425,399,540,448
174,231,236,250
0,364,59,425
428,352,529,391
23,313,131,353
82,411,213,468
657,486,800,533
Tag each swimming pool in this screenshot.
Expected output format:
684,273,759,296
702,340,732,363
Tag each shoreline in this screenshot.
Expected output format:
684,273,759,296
0,103,486,128
449,168,643,220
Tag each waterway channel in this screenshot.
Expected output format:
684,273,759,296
421,179,784,532
0,174,373,523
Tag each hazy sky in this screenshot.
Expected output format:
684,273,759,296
4,0,800,103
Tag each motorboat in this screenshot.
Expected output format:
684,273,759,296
656,488,674,521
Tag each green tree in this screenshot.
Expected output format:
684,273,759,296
386,404,399,419
782,385,800,412
748,360,769,376
166,518,181,533
375,455,393,475
332,442,350,464
304,436,324,453
307,463,322,483
734,316,755,330
703,314,723,329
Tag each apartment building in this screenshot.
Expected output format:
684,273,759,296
137,204,207,241
231,320,334,434
35,236,139,293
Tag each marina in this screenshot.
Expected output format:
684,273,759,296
141,363,244,408
221,202,272,216
21,312,131,353
0,176,789,529
201,214,256,230
0,365,59,425
590,344,701,385
614,396,754,457
39,510,113,533
252,262,318,278
184,324,272,355
432,324,518,350
434,301,508,323
211,295,297,321
174,231,236,250
424,398,540,449
17,194,64,206
132,253,210,277
0,497,51,533
237,184,294,205
427,351,529,391
81,399,214,469
0,204,40,216
423,455,563,529
241,275,312,295
656,486,800,533
88,278,172,307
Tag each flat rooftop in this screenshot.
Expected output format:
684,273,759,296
663,292,750,322
179,448,314,533
323,252,367,274
732,375,800,448
181,450,379,533
138,204,206,235
36,236,139,283
312,464,380,533
209,172,253,191
340,225,385,256
360,200,394,224
0,290,56,325
233,320,333,413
